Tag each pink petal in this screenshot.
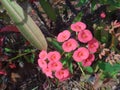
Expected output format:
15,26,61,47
71,22,86,32
62,38,78,52
73,47,89,62
42,67,53,78
38,59,47,69
78,30,93,43
55,69,70,81
39,50,47,60
48,61,63,71
82,61,92,67
88,38,99,53
57,30,71,42
82,54,95,67
47,51,61,62
100,12,106,18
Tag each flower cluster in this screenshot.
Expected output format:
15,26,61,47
38,21,99,81
57,21,99,67
38,50,70,81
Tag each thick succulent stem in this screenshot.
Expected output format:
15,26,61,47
1,0,48,50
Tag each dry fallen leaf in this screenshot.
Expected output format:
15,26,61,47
11,72,21,83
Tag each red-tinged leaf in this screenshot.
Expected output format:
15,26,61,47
9,63,16,69
0,70,7,75
0,25,19,33
0,37,4,46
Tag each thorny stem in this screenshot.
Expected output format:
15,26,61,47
7,49,37,61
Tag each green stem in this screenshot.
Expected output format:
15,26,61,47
110,34,115,48
94,65,99,73
8,50,36,61
78,63,85,76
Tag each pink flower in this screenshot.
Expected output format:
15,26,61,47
42,67,53,78
47,51,61,62
78,30,93,43
39,50,47,60
55,69,70,81
62,38,78,52
100,12,106,18
71,22,86,32
87,38,99,53
57,30,71,42
38,59,47,69
72,47,89,62
48,61,63,71
82,54,95,67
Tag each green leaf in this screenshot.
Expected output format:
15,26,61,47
24,49,32,53
73,12,83,23
76,0,88,7
61,54,71,65
91,1,97,12
84,66,93,73
47,38,63,53
98,61,120,79
39,0,57,21
24,54,35,63
61,58,69,66
68,61,73,73
30,54,35,63
99,0,120,10
61,55,73,73
94,29,101,41
101,36,108,43
4,48,17,53
98,61,120,73
4,48,12,52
